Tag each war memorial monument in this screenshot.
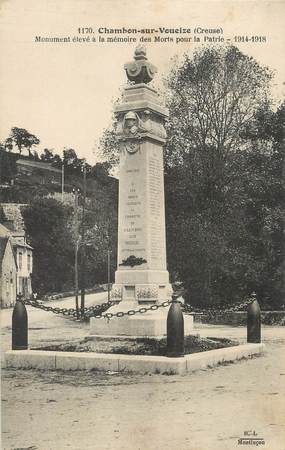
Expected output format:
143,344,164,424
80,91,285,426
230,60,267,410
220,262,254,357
90,46,193,338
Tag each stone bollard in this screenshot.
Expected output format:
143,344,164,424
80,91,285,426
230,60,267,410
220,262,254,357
247,297,261,343
167,299,184,357
12,297,28,350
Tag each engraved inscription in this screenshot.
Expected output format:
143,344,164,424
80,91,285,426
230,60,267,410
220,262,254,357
149,150,165,268
119,160,146,263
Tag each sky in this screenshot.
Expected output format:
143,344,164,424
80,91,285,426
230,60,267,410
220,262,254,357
0,0,284,165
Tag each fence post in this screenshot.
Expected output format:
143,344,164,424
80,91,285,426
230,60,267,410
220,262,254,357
12,296,28,350
167,296,184,357
247,295,261,343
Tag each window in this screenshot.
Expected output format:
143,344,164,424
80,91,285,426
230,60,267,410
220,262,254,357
18,252,22,271
27,254,31,272
18,277,23,294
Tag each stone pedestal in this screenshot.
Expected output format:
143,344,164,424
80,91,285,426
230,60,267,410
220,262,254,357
90,47,194,338
90,302,194,338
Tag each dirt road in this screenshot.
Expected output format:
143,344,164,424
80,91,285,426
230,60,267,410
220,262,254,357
0,292,107,364
0,291,108,329
1,308,285,450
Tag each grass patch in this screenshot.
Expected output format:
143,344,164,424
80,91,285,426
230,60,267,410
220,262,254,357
33,335,238,356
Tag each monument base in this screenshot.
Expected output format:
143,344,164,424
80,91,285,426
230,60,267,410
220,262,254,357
90,302,194,338
110,272,173,304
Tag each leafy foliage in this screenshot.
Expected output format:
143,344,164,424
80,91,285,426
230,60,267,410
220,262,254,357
22,198,75,294
164,46,283,308
99,126,120,168
75,176,118,289
9,127,40,156
0,148,17,185
0,137,119,294
164,46,272,168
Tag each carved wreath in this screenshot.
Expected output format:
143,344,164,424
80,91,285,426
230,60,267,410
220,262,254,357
119,255,147,267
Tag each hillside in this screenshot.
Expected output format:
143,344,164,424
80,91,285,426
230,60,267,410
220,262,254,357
0,149,117,205
0,149,119,295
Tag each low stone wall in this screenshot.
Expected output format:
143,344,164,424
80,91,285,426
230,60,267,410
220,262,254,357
197,311,285,326
0,203,27,231
4,343,265,375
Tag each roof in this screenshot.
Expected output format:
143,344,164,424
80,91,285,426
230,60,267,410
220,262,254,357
16,241,33,250
0,236,9,263
0,236,17,269
16,158,62,174
0,221,16,232
0,223,11,236
0,224,33,250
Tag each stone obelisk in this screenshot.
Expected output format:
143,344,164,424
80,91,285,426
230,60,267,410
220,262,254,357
90,46,193,337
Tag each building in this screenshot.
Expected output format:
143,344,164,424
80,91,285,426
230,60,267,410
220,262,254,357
13,230,33,297
16,159,62,184
0,218,33,306
0,236,17,308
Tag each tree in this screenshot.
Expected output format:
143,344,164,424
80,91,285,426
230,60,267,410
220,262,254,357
22,198,74,294
69,173,118,289
242,101,285,307
82,183,118,286
4,137,13,152
163,46,279,307
165,45,272,167
40,148,63,168
25,134,40,157
99,127,119,169
63,148,91,176
40,148,55,162
9,127,40,156
51,153,62,167
0,147,17,185
90,162,112,182
33,150,40,161
20,172,118,295
63,148,78,167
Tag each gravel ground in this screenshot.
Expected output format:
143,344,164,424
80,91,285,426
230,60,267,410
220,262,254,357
1,303,285,450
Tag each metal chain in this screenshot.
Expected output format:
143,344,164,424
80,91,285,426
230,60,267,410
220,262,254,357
23,296,254,321
181,297,254,315
91,300,171,320
23,299,115,320
22,298,171,320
